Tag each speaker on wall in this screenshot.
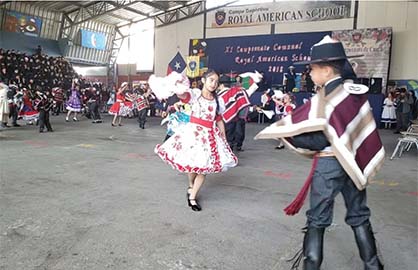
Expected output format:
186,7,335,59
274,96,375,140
369,77,383,94
354,77,368,86
354,77,383,94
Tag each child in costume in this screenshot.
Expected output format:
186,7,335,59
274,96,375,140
381,91,396,129
256,36,384,270
65,80,82,122
109,82,129,127
218,71,262,152
18,88,39,125
149,70,237,211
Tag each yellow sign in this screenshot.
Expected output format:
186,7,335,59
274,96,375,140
186,56,200,78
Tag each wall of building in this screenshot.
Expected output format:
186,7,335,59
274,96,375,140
154,0,417,81
356,0,417,80
154,15,203,76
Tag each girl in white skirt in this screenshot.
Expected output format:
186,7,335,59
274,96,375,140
381,91,397,128
152,70,237,211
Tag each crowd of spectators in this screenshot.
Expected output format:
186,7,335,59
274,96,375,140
0,48,76,91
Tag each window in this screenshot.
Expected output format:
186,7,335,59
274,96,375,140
116,19,154,72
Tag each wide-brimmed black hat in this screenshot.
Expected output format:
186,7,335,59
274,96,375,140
294,35,362,65
294,35,362,79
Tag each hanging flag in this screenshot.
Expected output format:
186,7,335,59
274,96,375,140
186,56,200,78
167,52,186,75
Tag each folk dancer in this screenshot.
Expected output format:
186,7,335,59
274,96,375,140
149,70,237,211
34,89,54,133
255,36,384,270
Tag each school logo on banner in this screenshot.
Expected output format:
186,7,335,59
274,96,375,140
215,10,226,26
211,1,352,28
186,56,200,78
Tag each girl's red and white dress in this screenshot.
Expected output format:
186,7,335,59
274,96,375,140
108,93,132,116
155,88,238,174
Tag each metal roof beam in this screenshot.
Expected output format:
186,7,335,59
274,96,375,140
106,1,149,17
63,0,139,29
106,12,134,22
141,1,168,11
64,1,102,15
154,0,238,28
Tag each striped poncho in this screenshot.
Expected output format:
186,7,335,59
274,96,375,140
255,82,385,190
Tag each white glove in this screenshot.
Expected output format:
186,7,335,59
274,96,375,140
147,74,173,100
148,72,190,100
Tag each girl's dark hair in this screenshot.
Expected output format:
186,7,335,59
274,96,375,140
201,69,221,115
202,69,219,79
212,89,220,115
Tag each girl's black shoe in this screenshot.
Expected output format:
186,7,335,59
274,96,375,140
188,197,202,211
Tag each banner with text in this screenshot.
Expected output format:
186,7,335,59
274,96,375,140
332,27,392,89
189,27,392,92
189,31,331,86
211,1,352,28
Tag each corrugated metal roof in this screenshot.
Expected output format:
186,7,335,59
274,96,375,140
22,1,192,26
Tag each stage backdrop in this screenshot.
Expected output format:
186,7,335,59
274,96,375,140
189,27,392,92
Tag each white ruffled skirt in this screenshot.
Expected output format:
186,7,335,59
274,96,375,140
155,123,238,174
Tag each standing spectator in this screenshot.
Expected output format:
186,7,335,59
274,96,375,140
51,86,64,116
284,66,296,92
408,90,417,121
303,64,314,92
394,88,413,133
0,83,10,128
381,91,396,129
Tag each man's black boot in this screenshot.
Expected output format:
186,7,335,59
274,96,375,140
352,223,384,270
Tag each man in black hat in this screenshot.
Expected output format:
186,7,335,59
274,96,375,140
284,65,296,92
256,35,384,270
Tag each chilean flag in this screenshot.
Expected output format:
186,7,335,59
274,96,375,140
167,52,186,75
219,86,251,123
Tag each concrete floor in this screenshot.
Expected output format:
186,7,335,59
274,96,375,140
0,114,417,270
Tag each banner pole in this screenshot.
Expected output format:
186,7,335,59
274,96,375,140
353,0,359,30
